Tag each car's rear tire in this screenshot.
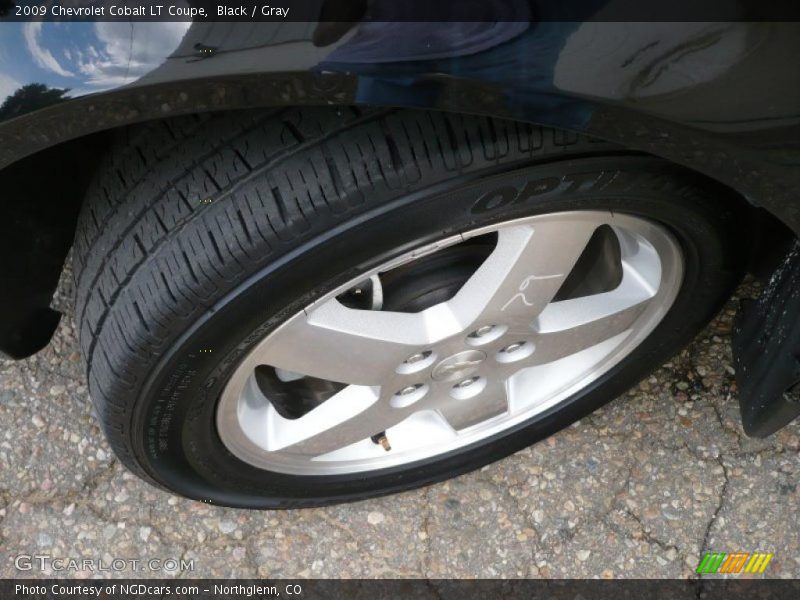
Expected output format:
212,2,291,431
73,108,746,508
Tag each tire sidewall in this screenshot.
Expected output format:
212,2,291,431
131,157,742,508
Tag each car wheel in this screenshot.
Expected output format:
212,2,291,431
73,108,746,508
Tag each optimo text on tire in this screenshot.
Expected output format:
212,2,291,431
73,108,746,508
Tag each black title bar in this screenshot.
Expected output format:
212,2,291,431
2,0,800,22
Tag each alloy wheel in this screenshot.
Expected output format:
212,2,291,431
217,211,683,475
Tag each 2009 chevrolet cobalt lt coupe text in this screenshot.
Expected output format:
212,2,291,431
0,17,798,507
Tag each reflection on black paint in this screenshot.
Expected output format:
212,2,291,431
0,83,71,121
311,1,609,129
0,0,14,18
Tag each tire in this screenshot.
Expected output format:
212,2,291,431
73,108,746,508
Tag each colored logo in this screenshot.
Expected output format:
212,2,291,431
696,552,773,574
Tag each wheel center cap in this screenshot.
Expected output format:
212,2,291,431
431,350,486,382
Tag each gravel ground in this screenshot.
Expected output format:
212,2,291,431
1,267,798,579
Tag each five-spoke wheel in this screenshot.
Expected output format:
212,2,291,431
217,211,683,475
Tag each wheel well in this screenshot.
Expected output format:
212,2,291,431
0,130,112,358
0,110,785,359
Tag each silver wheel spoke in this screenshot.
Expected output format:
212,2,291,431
439,380,509,430
529,263,658,364
447,217,602,330
252,299,445,386
267,386,402,455
530,296,649,365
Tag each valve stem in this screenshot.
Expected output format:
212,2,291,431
371,432,391,451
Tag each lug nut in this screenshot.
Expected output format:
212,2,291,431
405,351,431,365
454,377,480,389
470,325,495,338
396,351,436,375
496,340,534,364
502,342,525,354
397,384,421,396
390,383,428,408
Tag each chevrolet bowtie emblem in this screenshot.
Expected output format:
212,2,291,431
431,350,487,381
436,360,484,376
